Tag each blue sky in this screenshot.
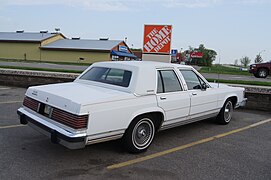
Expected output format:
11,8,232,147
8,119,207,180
0,0,270,64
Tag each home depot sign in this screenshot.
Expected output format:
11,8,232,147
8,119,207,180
143,25,172,54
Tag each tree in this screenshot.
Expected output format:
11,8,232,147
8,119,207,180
205,49,217,66
183,44,217,66
183,48,192,64
254,54,263,63
130,48,142,51
188,46,194,52
234,59,239,66
197,44,217,67
240,56,251,67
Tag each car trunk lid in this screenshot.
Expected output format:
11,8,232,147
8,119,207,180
25,82,131,114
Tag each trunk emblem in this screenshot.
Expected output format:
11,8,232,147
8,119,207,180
32,90,38,96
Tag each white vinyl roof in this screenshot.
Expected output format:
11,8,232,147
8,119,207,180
76,61,193,96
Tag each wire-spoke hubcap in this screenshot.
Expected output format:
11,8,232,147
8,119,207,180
224,101,233,122
138,129,146,137
132,118,155,149
259,71,267,77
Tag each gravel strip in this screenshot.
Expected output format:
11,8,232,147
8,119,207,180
0,68,79,79
229,84,271,94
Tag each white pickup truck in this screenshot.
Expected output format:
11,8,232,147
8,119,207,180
18,61,247,153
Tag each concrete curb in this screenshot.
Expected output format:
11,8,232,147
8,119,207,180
0,68,78,87
1,69,270,111
0,68,78,79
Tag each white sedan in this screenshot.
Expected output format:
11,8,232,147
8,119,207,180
17,61,246,153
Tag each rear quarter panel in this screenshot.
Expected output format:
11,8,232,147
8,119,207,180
82,95,163,136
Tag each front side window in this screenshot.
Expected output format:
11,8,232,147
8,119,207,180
157,70,182,93
179,70,205,90
80,67,132,87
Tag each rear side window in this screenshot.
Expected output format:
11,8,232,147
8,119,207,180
80,67,132,87
157,70,182,93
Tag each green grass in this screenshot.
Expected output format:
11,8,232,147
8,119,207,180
0,59,91,66
0,65,83,74
199,65,250,76
207,78,271,87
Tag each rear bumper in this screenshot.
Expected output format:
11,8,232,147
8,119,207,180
236,98,247,108
17,107,86,149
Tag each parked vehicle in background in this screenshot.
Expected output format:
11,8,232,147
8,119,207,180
17,61,247,153
249,61,271,78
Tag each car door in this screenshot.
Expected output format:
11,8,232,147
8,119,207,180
179,69,219,119
156,69,190,129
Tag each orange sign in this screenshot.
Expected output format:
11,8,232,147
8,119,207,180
143,25,172,54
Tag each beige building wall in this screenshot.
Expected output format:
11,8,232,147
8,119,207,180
41,50,111,64
0,42,41,60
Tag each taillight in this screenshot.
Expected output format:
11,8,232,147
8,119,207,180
23,96,39,112
51,108,88,129
23,96,88,129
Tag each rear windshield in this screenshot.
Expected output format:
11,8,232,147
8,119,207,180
80,67,132,87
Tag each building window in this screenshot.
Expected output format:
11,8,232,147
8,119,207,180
112,55,119,61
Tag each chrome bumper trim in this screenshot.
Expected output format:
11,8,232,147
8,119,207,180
17,107,87,149
236,98,247,108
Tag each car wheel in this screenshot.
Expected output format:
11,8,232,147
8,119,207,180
216,99,233,125
122,115,155,153
257,68,268,78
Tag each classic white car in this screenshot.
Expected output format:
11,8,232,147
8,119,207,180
17,61,247,153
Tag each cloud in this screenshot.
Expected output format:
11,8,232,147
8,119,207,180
160,0,270,8
0,0,270,11
0,0,130,11
162,0,222,8
0,0,222,9
81,0,130,11
235,0,271,4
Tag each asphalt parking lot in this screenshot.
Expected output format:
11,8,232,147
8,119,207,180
0,86,270,180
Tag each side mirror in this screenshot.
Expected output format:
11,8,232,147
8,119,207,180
201,83,207,91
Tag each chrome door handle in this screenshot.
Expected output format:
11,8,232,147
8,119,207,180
192,92,197,96
160,97,167,100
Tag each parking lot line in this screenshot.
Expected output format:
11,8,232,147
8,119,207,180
0,101,22,104
0,124,25,129
107,118,271,170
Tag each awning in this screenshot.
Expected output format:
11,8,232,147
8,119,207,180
111,50,137,58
